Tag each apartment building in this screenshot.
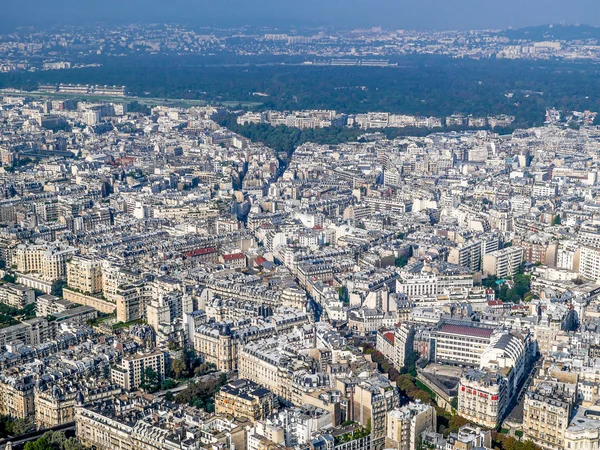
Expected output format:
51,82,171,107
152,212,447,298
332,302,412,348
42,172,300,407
482,247,523,278
0,376,35,419
532,182,558,198
67,255,103,295
523,380,577,450
76,396,213,450
396,270,473,299
35,383,121,429
514,235,558,266
195,313,308,372
215,379,276,423
394,324,415,370
35,294,72,317
0,282,34,308
447,236,500,273
385,402,436,450
115,281,151,323
579,246,600,282
111,351,167,391
344,377,400,450
376,330,395,363
0,317,56,347
238,339,294,402
146,291,192,332
458,369,508,429
14,243,77,281
564,405,600,450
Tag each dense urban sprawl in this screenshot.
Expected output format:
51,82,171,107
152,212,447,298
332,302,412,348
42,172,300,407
0,91,599,450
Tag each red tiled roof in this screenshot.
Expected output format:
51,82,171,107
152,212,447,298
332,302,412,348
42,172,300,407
223,253,245,261
438,324,494,339
487,300,503,306
256,256,267,265
383,332,395,344
184,247,216,257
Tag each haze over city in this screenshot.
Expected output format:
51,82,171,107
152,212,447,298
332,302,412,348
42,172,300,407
2,0,600,29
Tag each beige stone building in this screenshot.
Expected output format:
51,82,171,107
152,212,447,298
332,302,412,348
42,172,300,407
336,377,400,450
77,397,242,450
115,281,150,323
67,255,103,295
482,247,523,278
35,383,121,429
238,339,294,402
385,402,436,450
194,313,308,372
0,376,35,419
523,379,577,450
14,243,77,281
62,289,116,314
215,379,276,423
564,405,600,450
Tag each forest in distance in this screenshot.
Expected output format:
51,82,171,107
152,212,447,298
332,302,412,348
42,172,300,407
3,54,600,126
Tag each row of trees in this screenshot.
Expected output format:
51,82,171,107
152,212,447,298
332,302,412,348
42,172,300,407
218,115,365,156
23,431,83,450
0,300,36,326
218,115,519,159
0,415,35,439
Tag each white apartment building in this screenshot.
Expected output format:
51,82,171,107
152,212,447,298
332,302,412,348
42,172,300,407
532,182,558,198
458,369,508,429
0,283,34,309
579,246,600,282
396,271,473,299
483,247,523,278
433,322,495,366
111,351,166,391
394,323,415,369
556,242,580,271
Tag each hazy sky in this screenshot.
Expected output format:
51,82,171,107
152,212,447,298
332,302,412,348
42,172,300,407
1,0,599,30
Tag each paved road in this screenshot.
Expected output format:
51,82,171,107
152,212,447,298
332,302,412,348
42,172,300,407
503,356,541,428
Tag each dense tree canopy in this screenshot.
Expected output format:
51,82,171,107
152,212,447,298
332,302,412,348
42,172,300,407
23,432,83,450
3,55,600,127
